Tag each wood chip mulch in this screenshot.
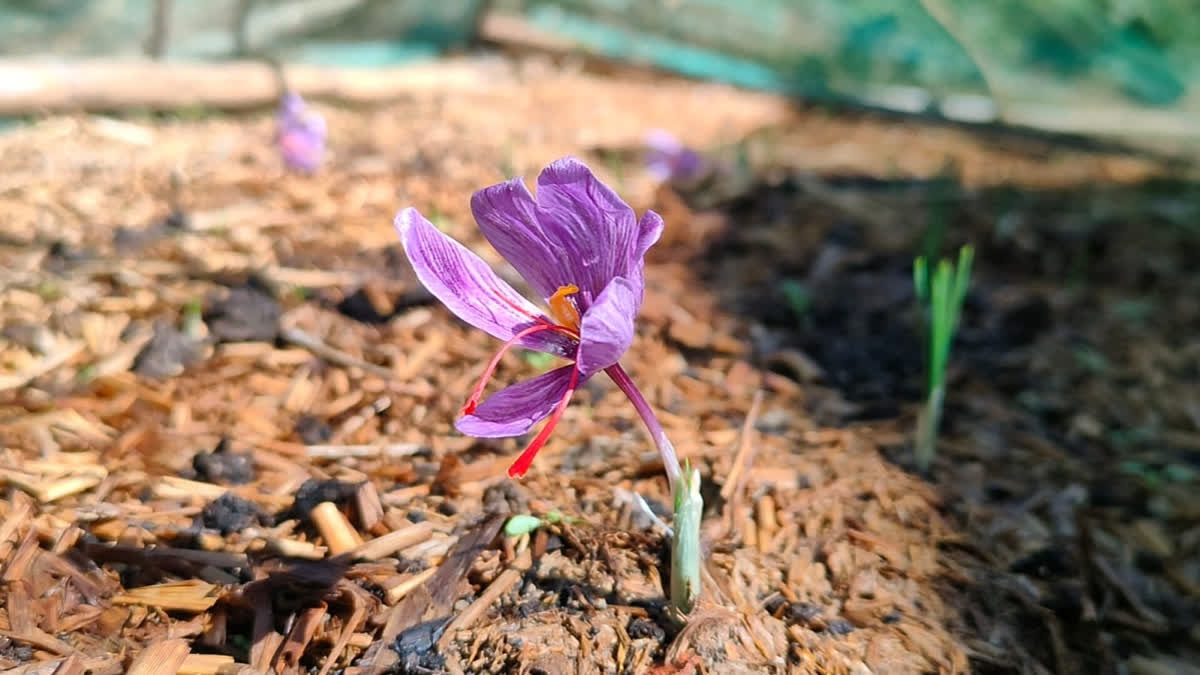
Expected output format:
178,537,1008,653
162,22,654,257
0,56,1196,674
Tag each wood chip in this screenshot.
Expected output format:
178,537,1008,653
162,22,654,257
310,502,363,556
126,639,190,675
436,567,522,650
111,580,220,613
352,523,432,561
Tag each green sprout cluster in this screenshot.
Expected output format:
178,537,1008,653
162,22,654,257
912,245,974,472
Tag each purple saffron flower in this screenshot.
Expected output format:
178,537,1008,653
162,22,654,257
276,92,326,173
395,157,680,483
644,129,704,182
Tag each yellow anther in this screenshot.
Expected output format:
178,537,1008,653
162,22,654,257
548,284,581,331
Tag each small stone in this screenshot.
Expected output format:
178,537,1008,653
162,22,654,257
787,602,822,625
482,481,529,516
285,478,361,521
627,617,664,642
133,320,206,378
204,284,281,343
294,415,333,444
827,618,855,635
192,438,254,485
199,493,263,535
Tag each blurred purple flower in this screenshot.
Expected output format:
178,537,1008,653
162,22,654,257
644,129,704,182
395,157,679,482
276,92,326,173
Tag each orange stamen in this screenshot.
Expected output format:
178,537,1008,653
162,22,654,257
548,284,581,331
460,323,569,415
507,365,581,478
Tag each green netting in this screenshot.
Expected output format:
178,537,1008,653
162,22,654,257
0,0,485,64
3,1,1197,142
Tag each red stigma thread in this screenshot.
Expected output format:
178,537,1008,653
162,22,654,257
507,364,581,478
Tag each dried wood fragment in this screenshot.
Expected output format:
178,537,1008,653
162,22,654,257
273,604,326,672
5,581,34,634
176,654,237,675
152,477,228,501
756,494,778,554
0,493,33,568
316,582,372,675
0,626,75,655
247,586,280,673
382,567,438,605
353,482,385,534
280,328,394,380
0,340,84,392
126,639,190,675
2,529,39,582
259,538,326,559
436,567,522,650
111,580,219,613
352,523,432,561
311,502,363,556
304,443,423,459
50,653,84,675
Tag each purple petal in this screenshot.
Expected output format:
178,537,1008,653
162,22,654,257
394,208,575,357
636,210,664,259
470,178,565,300
621,210,663,312
533,157,639,307
643,130,703,181
277,93,326,172
576,277,637,377
280,129,324,172
456,365,577,437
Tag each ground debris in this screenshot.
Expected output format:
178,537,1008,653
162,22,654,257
0,52,1191,674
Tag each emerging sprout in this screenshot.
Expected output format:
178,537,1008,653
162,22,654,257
912,245,974,472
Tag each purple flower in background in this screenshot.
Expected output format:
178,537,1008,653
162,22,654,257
395,157,679,482
276,92,326,173
644,129,704,182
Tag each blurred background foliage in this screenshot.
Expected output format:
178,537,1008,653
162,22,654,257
2,0,1197,142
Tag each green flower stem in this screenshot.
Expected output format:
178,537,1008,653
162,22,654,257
670,461,702,617
605,362,699,618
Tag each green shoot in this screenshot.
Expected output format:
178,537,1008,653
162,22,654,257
502,510,577,538
503,514,544,538
670,459,702,619
913,244,973,472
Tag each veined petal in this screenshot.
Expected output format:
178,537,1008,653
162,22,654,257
576,277,637,378
456,365,577,437
625,210,664,312
534,157,639,307
636,210,664,259
395,208,574,357
470,178,567,300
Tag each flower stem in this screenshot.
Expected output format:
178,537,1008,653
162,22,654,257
605,363,682,490
671,461,702,617
606,362,699,619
